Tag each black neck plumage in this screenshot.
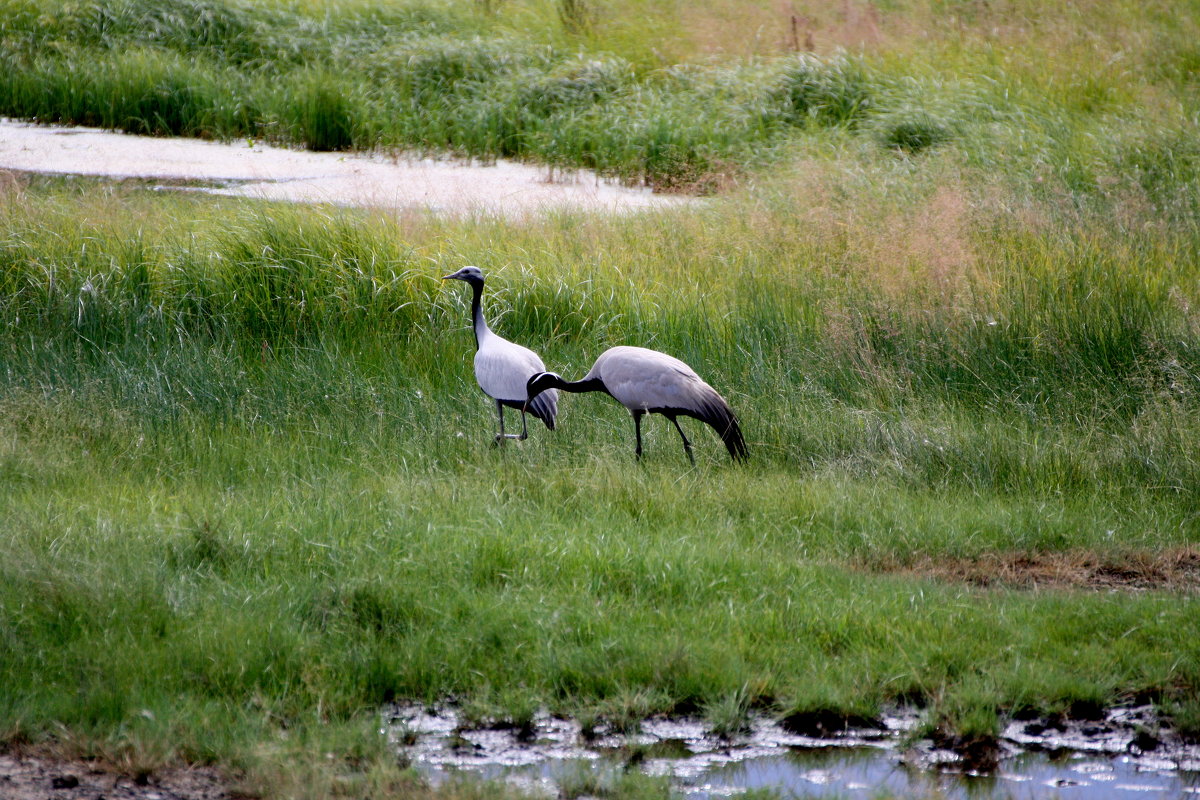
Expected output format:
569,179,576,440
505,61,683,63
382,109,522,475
544,375,608,396
469,279,486,351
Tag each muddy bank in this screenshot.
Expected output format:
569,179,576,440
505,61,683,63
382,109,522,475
872,546,1200,592
0,753,230,800
0,118,691,218
5,703,1197,799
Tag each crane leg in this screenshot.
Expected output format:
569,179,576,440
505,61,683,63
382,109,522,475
633,411,645,459
670,416,695,466
494,399,506,445
494,400,524,444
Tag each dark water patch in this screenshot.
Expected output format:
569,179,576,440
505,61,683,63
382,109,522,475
779,708,885,738
386,704,1200,798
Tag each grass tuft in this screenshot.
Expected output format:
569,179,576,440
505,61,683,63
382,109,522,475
877,112,953,153
774,54,873,128
290,68,358,151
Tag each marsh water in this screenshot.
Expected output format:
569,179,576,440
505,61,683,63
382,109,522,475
0,118,689,217
387,704,1200,799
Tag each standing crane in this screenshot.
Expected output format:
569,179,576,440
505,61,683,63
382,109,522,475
442,266,558,443
524,345,746,464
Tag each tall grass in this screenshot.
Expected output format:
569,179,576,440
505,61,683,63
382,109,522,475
3,179,1198,487
3,0,1197,198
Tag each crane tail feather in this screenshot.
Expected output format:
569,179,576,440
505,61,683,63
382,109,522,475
688,392,747,462
719,414,748,461
526,387,559,430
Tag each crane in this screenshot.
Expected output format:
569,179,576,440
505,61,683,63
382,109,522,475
442,266,558,443
525,345,745,464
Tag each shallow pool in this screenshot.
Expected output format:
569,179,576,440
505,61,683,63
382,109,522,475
387,704,1200,798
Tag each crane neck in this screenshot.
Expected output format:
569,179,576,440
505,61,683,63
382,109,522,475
469,279,491,351
543,375,608,395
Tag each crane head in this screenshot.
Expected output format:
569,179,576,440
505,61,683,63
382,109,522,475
441,265,484,284
524,371,561,410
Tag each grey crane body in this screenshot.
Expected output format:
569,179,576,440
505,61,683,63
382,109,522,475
525,345,746,464
442,266,558,443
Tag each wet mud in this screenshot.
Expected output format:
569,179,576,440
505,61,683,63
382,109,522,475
0,754,230,800
387,703,1200,798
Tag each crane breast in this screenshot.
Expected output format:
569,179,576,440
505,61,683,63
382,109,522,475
474,336,548,402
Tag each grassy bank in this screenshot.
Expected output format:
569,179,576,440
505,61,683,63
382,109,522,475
2,0,1199,199
2,172,1199,794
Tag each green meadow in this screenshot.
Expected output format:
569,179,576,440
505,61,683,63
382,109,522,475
3,0,1200,797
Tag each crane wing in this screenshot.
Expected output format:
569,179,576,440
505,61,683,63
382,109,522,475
593,346,707,412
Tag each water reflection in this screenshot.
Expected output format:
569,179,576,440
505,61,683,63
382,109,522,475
387,704,1200,799
695,748,1199,799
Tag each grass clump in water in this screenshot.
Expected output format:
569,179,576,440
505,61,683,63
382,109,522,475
704,687,753,739
1169,700,1200,744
